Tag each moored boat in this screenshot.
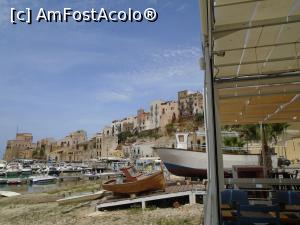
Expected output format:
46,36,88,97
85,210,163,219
6,162,22,178
0,178,7,185
29,175,57,184
7,178,22,185
102,167,165,194
21,167,32,176
154,132,278,178
0,160,7,170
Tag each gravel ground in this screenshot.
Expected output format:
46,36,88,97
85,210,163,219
0,191,203,225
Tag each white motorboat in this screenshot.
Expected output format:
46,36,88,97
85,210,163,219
29,175,57,184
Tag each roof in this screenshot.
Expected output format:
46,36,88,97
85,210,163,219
200,0,300,125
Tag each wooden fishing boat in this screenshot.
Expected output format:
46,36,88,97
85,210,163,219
102,167,165,194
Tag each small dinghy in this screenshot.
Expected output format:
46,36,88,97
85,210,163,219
0,191,20,197
102,166,165,194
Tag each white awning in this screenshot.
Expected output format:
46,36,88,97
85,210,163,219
201,0,300,125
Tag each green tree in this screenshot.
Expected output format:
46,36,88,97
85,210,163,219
195,112,204,124
223,136,245,148
165,123,176,136
39,147,45,158
117,131,133,144
224,123,288,176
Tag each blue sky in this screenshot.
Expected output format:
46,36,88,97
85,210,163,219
0,0,203,159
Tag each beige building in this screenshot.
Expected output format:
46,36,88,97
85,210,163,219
149,100,179,130
129,141,158,159
160,101,179,129
178,90,204,118
36,138,56,160
275,137,300,161
111,120,122,136
4,133,35,161
150,100,164,129
120,116,136,132
102,126,113,137
137,109,152,131
48,130,87,162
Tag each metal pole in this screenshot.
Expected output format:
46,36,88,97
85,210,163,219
260,123,268,177
203,46,224,225
201,0,224,224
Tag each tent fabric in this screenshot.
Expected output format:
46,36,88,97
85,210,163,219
208,0,300,125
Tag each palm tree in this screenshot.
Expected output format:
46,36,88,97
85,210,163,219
224,123,288,177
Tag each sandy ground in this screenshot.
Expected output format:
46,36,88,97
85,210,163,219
0,182,203,225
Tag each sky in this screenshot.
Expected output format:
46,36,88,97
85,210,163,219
0,0,204,159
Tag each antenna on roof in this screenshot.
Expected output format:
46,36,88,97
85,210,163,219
16,125,19,134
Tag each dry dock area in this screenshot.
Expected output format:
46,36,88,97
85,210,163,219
0,182,204,225
97,184,206,210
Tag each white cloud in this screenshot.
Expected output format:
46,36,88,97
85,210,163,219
176,4,188,12
95,90,132,103
92,45,204,101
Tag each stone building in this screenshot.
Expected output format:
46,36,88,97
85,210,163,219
120,116,136,132
111,120,122,136
275,137,300,161
178,90,204,118
137,109,151,131
48,130,87,162
4,133,35,161
126,141,157,159
150,100,164,129
36,138,56,160
102,126,113,137
160,101,179,129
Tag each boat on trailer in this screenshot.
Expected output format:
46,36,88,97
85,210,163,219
102,166,165,194
154,132,278,178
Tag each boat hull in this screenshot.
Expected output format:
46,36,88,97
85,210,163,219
163,162,207,178
154,147,278,178
29,176,57,185
102,171,165,194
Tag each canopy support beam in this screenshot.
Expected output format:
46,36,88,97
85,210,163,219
215,0,267,8
213,41,300,53
215,56,300,68
214,16,300,34
215,72,300,87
